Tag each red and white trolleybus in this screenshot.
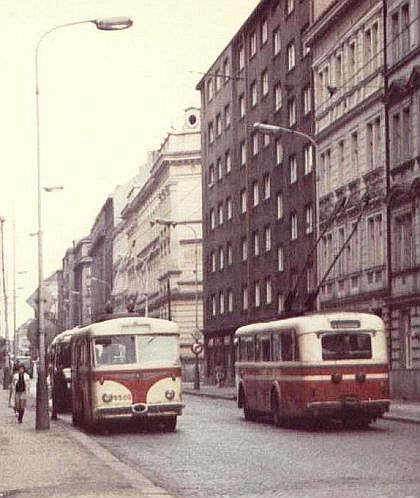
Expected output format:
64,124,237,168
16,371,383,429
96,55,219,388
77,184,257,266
235,312,390,428
71,316,183,431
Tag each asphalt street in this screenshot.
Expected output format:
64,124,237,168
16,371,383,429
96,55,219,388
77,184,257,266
78,395,420,498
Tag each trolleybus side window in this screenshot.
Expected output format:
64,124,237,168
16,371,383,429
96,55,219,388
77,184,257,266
260,336,271,361
321,332,372,360
272,334,281,361
245,338,255,361
272,330,298,361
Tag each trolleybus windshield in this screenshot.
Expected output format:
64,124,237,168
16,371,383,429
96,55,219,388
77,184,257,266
94,334,178,366
321,332,372,360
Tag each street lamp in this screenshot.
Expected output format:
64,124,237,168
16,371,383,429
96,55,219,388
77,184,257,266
151,217,202,389
34,16,133,431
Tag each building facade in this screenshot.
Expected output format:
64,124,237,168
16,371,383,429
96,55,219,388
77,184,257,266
305,1,388,317
61,247,75,330
89,197,114,320
385,0,420,400
119,107,202,380
198,0,315,384
72,237,92,327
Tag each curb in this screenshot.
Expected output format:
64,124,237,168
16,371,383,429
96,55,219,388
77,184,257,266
383,415,420,425
184,390,236,401
56,419,176,497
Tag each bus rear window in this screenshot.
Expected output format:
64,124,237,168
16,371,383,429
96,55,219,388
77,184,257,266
321,333,372,360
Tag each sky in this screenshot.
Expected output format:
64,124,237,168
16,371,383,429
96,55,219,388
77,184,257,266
0,0,260,330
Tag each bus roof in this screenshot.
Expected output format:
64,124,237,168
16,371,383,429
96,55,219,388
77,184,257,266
71,316,179,339
51,327,80,345
235,312,384,337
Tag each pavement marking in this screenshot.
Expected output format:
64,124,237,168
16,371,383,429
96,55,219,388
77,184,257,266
56,420,176,497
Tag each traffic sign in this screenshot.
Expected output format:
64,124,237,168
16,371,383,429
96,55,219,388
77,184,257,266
191,342,203,355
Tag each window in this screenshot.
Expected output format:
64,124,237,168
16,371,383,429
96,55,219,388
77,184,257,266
291,212,298,240
225,150,232,174
394,213,414,271
322,148,332,192
274,83,282,111
207,78,214,102
208,122,214,144
367,214,383,267
211,295,216,316
263,174,270,200
216,114,222,137
288,98,296,126
264,225,271,252
273,27,281,55
210,251,216,272
400,311,412,369
364,28,372,74
223,58,230,82
263,133,270,148
322,333,372,361
251,80,257,107
289,155,297,184
305,205,313,234
218,247,224,271
287,41,296,70
349,41,356,78
227,242,232,266
338,140,345,184
393,112,401,165
265,278,272,304
254,282,261,307
286,0,294,15
275,139,283,165
403,107,412,158
218,203,223,225
241,238,248,261
208,164,215,186
227,289,233,312
303,144,313,174
239,45,245,71
252,134,259,156
210,209,215,230
351,131,359,172
215,68,221,92
276,192,283,219
253,181,259,206
224,104,231,128
242,286,248,310
226,197,232,220
219,291,224,314
240,189,247,213
401,4,410,56
277,294,284,313
239,94,245,118
217,157,222,181
240,141,247,166
253,231,260,256
335,53,342,87
261,69,269,96
261,19,268,45
250,31,257,58
277,246,284,271
303,86,311,114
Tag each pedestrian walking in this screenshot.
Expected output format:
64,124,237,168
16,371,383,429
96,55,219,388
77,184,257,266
12,364,30,423
215,363,225,388
8,363,19,409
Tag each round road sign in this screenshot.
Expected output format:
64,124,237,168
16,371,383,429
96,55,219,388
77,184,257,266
191,342,203,355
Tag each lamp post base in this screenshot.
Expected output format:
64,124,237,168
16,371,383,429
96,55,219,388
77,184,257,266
35,372,50,430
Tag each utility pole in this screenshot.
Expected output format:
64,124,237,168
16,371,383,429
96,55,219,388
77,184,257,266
0,217,9,346
12,220,17,356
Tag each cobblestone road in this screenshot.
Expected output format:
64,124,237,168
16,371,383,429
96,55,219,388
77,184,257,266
88,395,420,498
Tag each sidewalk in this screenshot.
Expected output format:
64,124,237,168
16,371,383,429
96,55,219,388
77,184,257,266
183,382,420,425
0,384,174,498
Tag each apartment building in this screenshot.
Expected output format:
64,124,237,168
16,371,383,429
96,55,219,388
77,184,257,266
197,0,315,384
305,1,387,317
119,108,202,380
385,0,420,399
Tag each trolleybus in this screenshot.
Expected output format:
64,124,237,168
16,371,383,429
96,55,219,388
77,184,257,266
70,316,183,431
235,312,390,428
49,328,78,415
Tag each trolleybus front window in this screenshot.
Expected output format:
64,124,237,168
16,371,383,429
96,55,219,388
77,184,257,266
136,335,178,365
321,332,372,360
95,336,136,365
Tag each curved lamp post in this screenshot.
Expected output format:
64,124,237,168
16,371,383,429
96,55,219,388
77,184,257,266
35,16,133,431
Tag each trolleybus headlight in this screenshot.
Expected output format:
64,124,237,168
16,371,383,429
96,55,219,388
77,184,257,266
331,373,342,384
102,393,113,403
165,389,175,400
